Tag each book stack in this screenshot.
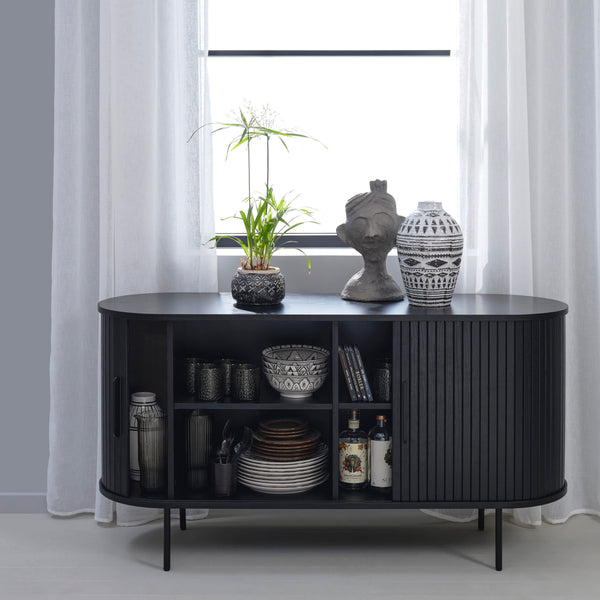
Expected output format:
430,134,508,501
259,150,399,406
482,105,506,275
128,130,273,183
338,345,374,402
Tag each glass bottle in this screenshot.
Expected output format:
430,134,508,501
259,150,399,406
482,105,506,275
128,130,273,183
369,415,392,492
339,409,368,490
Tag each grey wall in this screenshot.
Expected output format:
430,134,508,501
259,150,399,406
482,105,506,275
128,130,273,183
0,0,54,510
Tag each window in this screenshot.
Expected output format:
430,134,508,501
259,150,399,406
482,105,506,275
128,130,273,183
207,0,458,245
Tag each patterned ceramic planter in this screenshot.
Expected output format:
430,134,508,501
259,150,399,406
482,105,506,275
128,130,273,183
231,267,285,306
396,201,463,307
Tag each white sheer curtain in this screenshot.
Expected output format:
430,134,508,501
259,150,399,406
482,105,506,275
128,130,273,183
49,0,216,524
457,0,600,525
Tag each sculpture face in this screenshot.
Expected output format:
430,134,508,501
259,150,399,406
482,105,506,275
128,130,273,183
339,200,403,261
336,180,405,302
346,202,398,254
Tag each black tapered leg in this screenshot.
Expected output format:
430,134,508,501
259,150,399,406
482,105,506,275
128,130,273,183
478,509,485,531
495,508,502,571
163,508,171,571
179,508,187,531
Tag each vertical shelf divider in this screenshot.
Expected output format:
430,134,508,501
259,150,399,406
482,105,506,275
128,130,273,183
166,322,175,499
331,321,339,500
392,321,401,502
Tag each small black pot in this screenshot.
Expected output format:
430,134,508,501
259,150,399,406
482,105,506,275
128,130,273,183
231,267,285,306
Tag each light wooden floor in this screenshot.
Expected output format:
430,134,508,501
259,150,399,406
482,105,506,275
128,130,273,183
0,510,598,599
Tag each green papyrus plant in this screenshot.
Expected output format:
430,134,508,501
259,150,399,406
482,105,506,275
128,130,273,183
189,104,323,271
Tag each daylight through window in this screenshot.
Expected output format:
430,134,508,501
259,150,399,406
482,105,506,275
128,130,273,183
207,0,458,240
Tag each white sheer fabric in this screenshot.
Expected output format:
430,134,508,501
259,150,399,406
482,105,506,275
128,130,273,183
456,0,600,525
49,0,216,524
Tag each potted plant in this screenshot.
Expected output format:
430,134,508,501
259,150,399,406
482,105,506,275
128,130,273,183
190,104,321,305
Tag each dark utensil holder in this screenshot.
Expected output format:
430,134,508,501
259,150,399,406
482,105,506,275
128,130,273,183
213,460,237,497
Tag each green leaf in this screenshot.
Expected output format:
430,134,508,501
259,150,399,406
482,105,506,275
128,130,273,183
208,234,249,257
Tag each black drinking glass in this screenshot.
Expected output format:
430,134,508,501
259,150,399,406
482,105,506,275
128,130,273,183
372,366,392,403
196,362,225,402
232,363,261,402
217,358,241,397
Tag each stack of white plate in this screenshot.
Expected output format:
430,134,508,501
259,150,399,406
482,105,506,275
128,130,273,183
237,444,329,495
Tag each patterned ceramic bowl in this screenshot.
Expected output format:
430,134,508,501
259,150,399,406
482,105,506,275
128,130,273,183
263,371,328,400
261,360,329,376
261,345,330,400
262,344,330,364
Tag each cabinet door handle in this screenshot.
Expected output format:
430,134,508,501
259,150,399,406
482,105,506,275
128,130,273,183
402,381,409,444
113,376,121,438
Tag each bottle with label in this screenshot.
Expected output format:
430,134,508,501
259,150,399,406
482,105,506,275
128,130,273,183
339,409,368,490
369,415,392,492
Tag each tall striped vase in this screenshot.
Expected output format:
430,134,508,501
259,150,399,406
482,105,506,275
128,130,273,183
396,202,463,308
129,392,163,481
185,411,212,490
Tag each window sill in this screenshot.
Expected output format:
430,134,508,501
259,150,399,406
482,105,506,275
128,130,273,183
217,249,403,294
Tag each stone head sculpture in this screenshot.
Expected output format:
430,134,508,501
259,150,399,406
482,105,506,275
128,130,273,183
336,180,405,302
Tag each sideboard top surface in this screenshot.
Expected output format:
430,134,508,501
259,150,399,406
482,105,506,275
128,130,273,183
98,293,568,321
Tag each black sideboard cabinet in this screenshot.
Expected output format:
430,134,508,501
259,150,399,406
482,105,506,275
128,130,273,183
98,293,568,571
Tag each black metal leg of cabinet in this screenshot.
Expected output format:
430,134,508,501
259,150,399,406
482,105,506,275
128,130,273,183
478,509,485,531
495,508,502,571
163,508,171,571
179,508,186,531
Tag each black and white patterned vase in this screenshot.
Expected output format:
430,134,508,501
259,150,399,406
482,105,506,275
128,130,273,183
396,202,463,308
231,267,285,306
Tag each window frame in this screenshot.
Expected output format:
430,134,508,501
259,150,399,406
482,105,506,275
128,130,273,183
208,49,452,248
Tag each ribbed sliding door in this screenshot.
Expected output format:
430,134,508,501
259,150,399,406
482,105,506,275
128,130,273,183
399,315,565,504
100,315,130,497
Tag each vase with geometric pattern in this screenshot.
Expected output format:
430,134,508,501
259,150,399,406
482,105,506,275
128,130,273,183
396,201,463,307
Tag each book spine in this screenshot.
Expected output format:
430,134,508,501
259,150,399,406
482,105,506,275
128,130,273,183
353,345,374,402
346,345,367,402
338,346,359,402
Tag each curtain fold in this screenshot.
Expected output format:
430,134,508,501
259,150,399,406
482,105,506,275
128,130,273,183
49,0,216,524
457,0,600,525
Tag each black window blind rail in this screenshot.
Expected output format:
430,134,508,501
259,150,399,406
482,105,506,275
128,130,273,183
209,48,451,245
209,49,451,57
215,234,346,249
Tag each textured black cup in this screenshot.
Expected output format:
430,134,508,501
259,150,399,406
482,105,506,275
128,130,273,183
217,358,241,397
372,367,392,403
196,363,224,402
183,357,209,396
232,363,261,402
